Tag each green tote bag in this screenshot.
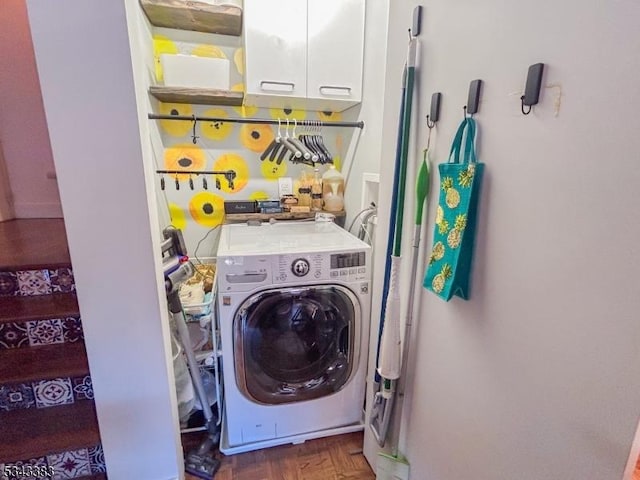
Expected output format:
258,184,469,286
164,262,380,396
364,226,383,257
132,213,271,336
424,117,484,301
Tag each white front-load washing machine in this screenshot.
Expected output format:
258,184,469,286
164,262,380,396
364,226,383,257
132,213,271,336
216,221,371,454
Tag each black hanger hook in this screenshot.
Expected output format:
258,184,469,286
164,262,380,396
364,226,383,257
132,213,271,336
426,114,435,129
520,95,532,115
191,115,199,144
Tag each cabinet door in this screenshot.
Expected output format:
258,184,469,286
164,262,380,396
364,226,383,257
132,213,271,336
307,0,365,110
244,0,307,107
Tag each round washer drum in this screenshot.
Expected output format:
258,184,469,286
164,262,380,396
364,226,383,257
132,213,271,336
234,285,360,405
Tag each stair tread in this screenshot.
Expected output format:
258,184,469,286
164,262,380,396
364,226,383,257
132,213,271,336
0,342,89,384
0,219,71,270
0,401,100,463
0,293,79,324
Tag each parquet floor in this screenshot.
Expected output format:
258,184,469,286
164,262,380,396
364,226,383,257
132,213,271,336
183,431,375,480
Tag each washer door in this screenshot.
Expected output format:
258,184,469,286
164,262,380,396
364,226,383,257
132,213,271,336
234,285,359,405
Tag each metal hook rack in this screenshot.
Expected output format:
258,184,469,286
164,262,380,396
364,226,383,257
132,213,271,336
156,169,237,191
148,113,364,129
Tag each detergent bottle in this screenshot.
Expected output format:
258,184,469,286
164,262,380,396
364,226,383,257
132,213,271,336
321,165,344,212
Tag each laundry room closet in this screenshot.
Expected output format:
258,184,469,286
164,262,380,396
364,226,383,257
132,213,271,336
128,0,388,474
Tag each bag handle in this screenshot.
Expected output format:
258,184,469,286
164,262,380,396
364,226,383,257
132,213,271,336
463,117,477,164
448,118,469,164
448,117,477,164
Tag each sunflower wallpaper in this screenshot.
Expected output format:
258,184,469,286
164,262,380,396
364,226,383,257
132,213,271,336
150,30,358,255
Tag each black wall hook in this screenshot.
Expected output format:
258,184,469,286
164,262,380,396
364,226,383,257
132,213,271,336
191,115,199,144
426,92,442,128
465,79,482,117
521,63,545,115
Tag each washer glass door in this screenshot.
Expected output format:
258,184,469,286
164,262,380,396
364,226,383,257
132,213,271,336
234,285,359,404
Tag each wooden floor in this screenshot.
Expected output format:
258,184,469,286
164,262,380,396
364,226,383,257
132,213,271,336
183,431,375,480
0,218,69,269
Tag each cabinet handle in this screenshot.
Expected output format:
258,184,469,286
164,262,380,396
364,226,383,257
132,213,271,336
319,85,352,96
260,81,295,92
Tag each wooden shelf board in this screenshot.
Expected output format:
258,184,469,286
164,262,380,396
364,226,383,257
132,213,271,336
149,86,244,106
140,0,242,36
225,211,346,223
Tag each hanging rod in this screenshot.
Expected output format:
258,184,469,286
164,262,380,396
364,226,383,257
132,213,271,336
148,113,364,129
156,169,235,176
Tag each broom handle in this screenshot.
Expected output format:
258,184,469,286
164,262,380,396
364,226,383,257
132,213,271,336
374,65,408,386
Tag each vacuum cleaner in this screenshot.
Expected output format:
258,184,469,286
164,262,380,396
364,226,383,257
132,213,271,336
162,227,221,479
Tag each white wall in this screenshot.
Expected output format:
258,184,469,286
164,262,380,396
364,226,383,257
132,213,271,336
365,1,640,479
26,1,182,479
342,1,389,227
0,0,61,218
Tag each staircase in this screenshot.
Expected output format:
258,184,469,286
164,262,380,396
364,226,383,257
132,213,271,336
0,219,106,479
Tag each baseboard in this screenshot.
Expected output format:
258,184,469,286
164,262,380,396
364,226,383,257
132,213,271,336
13,202,63,218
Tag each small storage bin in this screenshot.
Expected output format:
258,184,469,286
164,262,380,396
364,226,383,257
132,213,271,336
160,54,230,90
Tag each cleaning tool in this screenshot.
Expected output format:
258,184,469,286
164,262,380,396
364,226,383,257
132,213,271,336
370,32,418,448
369,65,407,441
162,228,221,479
377,116,433,480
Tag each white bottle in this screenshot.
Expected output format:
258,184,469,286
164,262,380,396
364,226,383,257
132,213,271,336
322,165,345,212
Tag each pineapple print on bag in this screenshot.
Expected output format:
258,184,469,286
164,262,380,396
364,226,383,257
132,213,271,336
447,214,467,249
429,241,445,265
438,219,450,235
458,164,476,188
432,264,453,294
447,228,462,249
454,214,467,231
446,188,461,208
441,176,461,208
435,205,444,225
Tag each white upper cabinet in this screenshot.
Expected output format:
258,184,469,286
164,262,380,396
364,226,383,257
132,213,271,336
243,0,308,109
306,0,364,110
244,0,365,112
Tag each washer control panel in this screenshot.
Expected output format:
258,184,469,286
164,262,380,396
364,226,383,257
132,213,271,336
291,258,310,277
273,250,368,284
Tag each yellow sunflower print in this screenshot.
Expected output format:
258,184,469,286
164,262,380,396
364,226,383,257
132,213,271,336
159,103,193,137
191,44,227,59
260,157,288,180
213,153,249,193
318,110,342,122
168,203,187,230
153,35,178,83
201,108,233,141
240,124,275,153
189,192,224,228
269,107,306,121
249,191,271,201
164,144,206,180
